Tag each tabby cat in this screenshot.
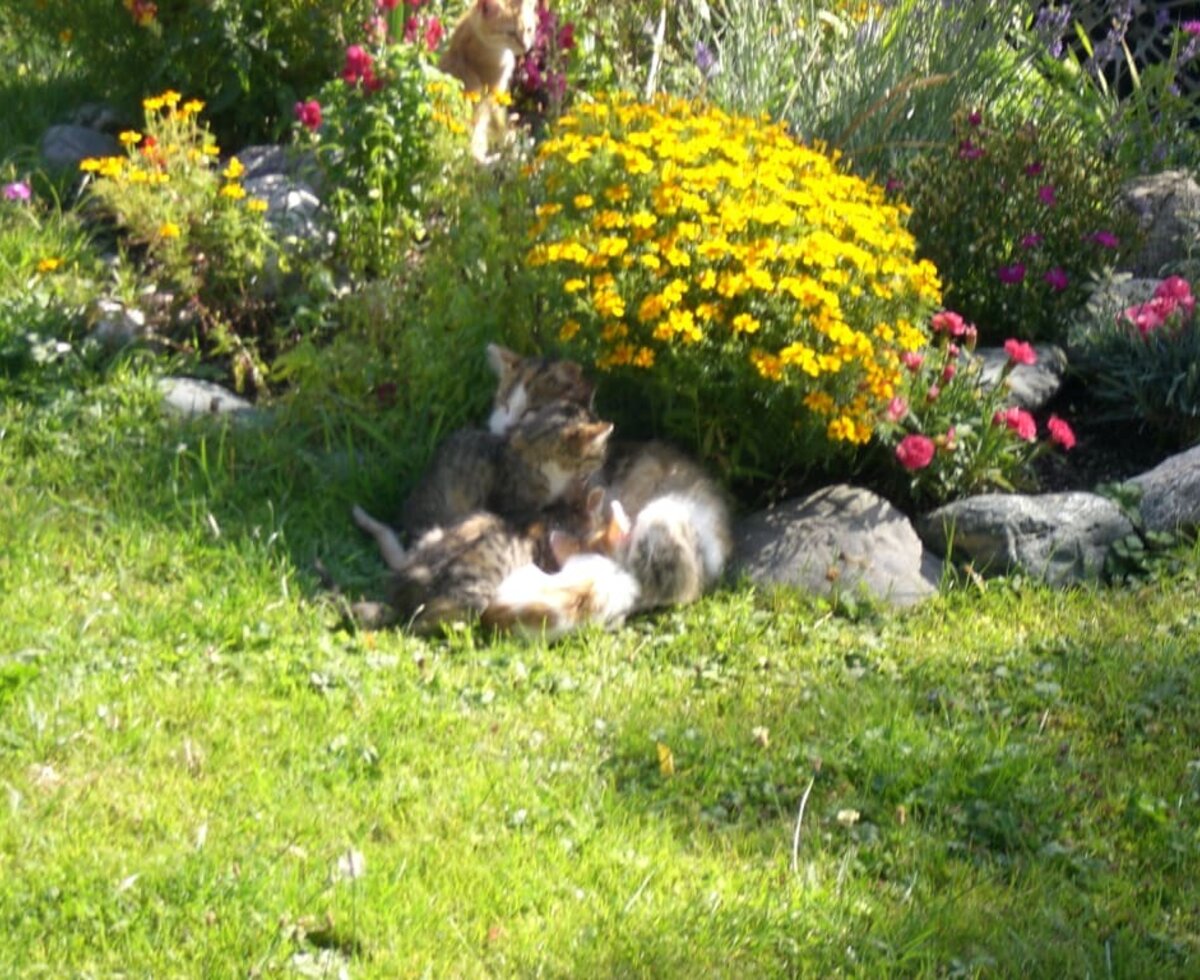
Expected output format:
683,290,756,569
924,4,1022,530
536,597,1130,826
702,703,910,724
401,399,613,539
486,343,595,436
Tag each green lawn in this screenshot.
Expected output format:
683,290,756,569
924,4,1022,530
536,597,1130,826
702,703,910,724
1,366,1197,976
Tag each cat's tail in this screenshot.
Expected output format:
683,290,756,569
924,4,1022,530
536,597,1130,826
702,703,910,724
352,505,407,571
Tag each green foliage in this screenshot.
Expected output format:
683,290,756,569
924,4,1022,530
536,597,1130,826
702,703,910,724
7,0,379,148
1074,275,1200,449
528,91,940,485
904,110,1138,344
295,42,452,277
873,317,1074,507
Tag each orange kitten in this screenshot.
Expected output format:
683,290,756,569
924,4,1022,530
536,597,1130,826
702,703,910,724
438,0,537,161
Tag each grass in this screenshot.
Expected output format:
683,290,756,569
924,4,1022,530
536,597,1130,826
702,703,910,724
1,363,1198,976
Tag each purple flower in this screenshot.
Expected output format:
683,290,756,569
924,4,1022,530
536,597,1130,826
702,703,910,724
1020,232,1044,249
1037,184,1057,206
694,40,719,80
958,138,985,160
998,263,1026,285
3,180,31,202
1044,267,1069,291
1091,229,1120,248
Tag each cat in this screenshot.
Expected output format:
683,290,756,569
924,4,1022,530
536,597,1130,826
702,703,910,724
438,0,538,161
353,487,613,635
400,398,613,539
486,343,595,436
599,440,733,610
480,499,641,640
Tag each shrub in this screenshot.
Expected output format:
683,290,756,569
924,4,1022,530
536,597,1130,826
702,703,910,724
1074,275,1200,449
873,311,1076,507
527,91,942,484
903,109,1138,345
78,91,278,389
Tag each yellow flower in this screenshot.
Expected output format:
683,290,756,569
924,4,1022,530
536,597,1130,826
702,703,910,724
181,99,205,116
118,130,141,146
36,257,62,273
202,144,221,157
632,346,656,369
143,96,164,112
79,158,104,173
563,278,587,293
161,90,182,108
536,202,563,218
220,183,246,200
158,221,181,239
732,312,761,335
573,194,594,210
559,319,581,342
223,157,245,180
246,198,269,213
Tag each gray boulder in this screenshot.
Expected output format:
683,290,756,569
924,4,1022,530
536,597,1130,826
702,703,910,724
919,492,1134,585
1125,444,1200,534
158,377,257,419
731,484,941,607
977,343,1067,411
243,173,323,245
88,298,147,349
1121,170,1200,277
41,124,120,173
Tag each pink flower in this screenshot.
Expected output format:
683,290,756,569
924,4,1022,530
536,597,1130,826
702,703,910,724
1037,184,1057,206
900,351,924,371
364,14,388,40
941,362,957,383
1020,232,1044,249
294,99,322,131
1004,338,1037,365
377,0,399,8
931,310,967,336
1123,302,1166,336
896,434,936,470
403,15,419,42
1047,415,1076,451
3,180,31,201
1184,20,1200,36
998,263,1026,285
1091,229,1119,248
993,407,1037,441
1154,276,1194,317
926,384,941,403
886,396,909,422
1043,267,1069,291
424,16,444,50
343,44,374,85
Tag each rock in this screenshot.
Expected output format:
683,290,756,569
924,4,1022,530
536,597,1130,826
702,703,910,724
236,144,321,189
1121,170,1200,276
976,343,1067,411
41,124,120,173
731,484,941,607
242,173,323,244
1125,444,1200,534
919,492,1134,585
88,298,147,349
158,377,257,419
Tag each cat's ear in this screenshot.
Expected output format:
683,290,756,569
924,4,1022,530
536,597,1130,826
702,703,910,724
478,0,494,16
574,420,614,451
605,500,633,553
584,485,606,519
486,343,521,379
549,529,581,566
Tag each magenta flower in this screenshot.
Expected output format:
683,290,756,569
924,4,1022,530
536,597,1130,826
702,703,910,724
1037,184,1057,206
896,434,936,470
885,176,904,194
343,44,374,85
1004,338,1037,365
1091,230,1120,248
967,110,983,126
3,180,31,202
558,21,575,50
294,99,322,132
1020,232,1044,249
1184,20,1200,36
1047,415,1076,451
998,263,1026,285
994,407,1037,441
1044,267,1069,291
958,139,985,161
931,310,968,337
1024,162,1044,177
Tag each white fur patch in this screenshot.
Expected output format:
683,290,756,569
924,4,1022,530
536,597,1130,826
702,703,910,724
489,554,640,641
632,493,731,583
538,459,574,499
488,381,528,435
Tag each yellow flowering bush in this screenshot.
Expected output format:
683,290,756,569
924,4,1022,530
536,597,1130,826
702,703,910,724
80,91,277,387
528,91,941,481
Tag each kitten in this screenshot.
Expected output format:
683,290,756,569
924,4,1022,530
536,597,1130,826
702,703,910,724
401,399,613,538
480,501,640,640
601,441,733,610
486,343,595,436
353,488,612,635
438,0,537,161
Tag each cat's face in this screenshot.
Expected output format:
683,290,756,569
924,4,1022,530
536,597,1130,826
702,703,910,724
487,343,594,435
476,0,537,55
508,400,613,497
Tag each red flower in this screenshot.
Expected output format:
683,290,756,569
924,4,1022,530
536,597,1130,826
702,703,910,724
941,362,957,383
1003,338,1037,366
294,99,322,132
377,0,400,9
993,407,1037,441
896,434,936,471
1047,415,1076,451
557,22,575,50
